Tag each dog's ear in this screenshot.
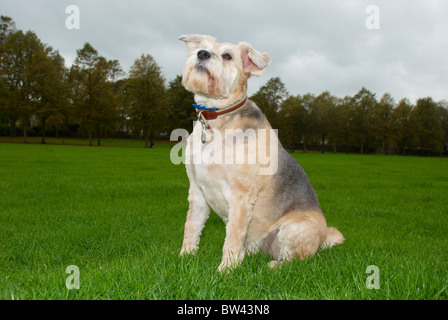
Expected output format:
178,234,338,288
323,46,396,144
239,42,271,77
179,34,216,54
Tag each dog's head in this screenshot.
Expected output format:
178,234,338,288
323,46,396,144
179,34,271,99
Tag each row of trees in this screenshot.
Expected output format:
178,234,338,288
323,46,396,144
0,16,194,148
1,16,447,154
252,78,448,155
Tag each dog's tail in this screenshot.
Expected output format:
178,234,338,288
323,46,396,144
321,227,345,249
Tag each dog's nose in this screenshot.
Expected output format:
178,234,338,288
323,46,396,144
197,50,211,60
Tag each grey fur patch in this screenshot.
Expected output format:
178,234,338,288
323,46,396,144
272,149,321,214
237,100,264,122
262,228,280,258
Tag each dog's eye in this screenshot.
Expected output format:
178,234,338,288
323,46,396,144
222,53,232,61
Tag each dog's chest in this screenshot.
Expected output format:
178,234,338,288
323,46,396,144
194,165,231,222
186,124,231,221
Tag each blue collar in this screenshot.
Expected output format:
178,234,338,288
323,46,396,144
192,104,218,111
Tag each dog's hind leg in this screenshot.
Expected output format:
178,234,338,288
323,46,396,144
267,210,328,268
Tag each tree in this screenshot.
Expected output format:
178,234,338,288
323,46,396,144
167,75,195,132
372,93,395,154
391,98,414,155
312,91,337,150
351,88,377,153
250,77,288,129
32,48,68,144
327,96,353,153
0,29,49,142
298,93,317,152
437,100,448,156
277,95,304,150
0,16,16,45
412,97,442,155
0,18,66,142
70,43,122,146
277,93,317,152
0,16,16,133
93,57,122,144
124,54,167,148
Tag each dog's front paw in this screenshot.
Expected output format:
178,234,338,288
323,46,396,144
217,257,241,273
180,246,197,256
217,261,234,273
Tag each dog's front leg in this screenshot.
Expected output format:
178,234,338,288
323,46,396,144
180,181,210,255
218,189,257,272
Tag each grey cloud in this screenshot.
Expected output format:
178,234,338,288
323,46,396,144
2,0,447,102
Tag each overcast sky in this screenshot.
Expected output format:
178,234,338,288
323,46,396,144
2,0,447,103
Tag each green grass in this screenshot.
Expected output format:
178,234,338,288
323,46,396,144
0,142,447,300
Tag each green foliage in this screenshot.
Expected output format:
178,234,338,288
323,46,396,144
276,94,304,149
123,54,167,148
69,43,123,146
372,93,394,154
0,27,51,140
252,80,448,155
250,77,288,129
349,87,377,153
413,97,444,154
167,75,196,133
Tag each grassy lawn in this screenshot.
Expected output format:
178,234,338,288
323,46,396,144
0,142,447,300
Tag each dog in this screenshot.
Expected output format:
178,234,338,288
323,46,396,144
178,34,344,272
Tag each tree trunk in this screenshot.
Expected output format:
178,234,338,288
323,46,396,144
9,117,17,137
88,127,93,146
41,117,46,144
23,125,28,144
144,130,150,148
150,133,154,149
97,124,101,146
